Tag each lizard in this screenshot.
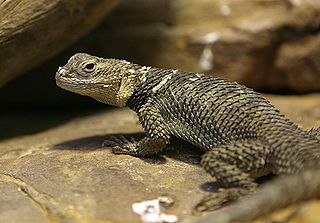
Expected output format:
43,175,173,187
55,53,320,222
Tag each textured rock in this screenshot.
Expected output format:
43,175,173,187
0,0,118,87
79,0,320,92
275,35,320,92
0,94,319,223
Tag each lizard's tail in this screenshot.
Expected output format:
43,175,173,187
193,169,320,223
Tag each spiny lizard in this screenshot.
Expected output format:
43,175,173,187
56,53,320,223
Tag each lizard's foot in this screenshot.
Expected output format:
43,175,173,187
193,188,251,215
102,135,137,154
103,134,167,156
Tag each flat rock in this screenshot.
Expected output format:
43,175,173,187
0,94,319,223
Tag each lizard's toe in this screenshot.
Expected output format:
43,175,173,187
112,146,130,154
193,188,250,215
193,191,230,215
102,135,138,155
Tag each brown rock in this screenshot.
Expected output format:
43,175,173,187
275,35,320,92
0,94,319,223
80,0,320,92
0,0,118,87
0,109,210,223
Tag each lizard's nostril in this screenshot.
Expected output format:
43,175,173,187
57,67,67,76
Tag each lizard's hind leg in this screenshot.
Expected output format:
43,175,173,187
194,140,271,214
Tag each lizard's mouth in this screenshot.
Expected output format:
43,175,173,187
55,67,81,89
55,67,89,90
55,75,87,90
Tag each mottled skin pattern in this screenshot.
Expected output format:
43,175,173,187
56,53,320,223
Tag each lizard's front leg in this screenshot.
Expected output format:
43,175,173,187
104,101,171,156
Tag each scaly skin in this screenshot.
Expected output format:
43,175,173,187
56,53,320,223
194,169,320,223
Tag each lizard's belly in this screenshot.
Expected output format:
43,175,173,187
164,114,231,151
160,100,258,151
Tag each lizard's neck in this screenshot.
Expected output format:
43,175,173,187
127,66,170,111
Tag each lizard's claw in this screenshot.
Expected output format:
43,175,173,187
102,135,137,154
193,190,230,215
193,188,248,215
112,145,133,154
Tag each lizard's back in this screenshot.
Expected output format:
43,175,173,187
150,70,315,154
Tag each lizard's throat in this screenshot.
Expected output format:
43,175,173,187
90,66,137,107
90,83,135,108
88,88,125,107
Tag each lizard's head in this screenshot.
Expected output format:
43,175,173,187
55,53,137,107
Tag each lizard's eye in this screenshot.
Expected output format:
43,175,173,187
82,62,96,73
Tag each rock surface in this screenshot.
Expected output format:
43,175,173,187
0,94,319,223
78,0,320,92
0,0,118,87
